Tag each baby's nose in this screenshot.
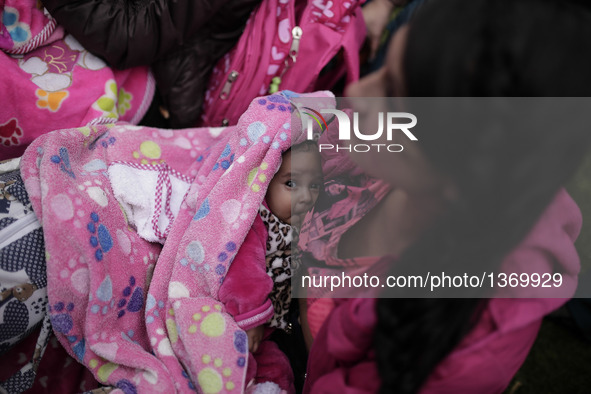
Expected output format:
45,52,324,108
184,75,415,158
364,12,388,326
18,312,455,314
298,187,313,204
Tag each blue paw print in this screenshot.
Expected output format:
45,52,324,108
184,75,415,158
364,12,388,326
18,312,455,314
193,198,210,221
214,241,236,279
117,276,144,318
145,294,165,324
196,150,211,163
121,329,141,346
49,301,75,334
257,95,291,113
233,330,247,354
100,136,117,149
181,370,197,392
88,131,117,150
280,90,300,99
116,379,138,394
212,144,235,171
87,212,113,261
49,302,86,360
50,147,76,178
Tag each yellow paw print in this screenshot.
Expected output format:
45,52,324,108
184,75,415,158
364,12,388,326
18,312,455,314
132,140,163,165
36,89,69,112
87,359,119,383
92,80,119,119
188,304,226,338
247,162,270,193
118,88,133,116
198,353,236,393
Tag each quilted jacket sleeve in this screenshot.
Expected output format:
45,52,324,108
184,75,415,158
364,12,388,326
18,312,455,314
41,0,226,68
42,0,261,127
218,215,274,331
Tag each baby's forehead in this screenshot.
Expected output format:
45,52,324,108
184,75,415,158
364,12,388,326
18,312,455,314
288,150,322,174
288,144,320,159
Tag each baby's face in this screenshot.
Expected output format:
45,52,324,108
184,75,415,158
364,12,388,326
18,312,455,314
266,149,323,227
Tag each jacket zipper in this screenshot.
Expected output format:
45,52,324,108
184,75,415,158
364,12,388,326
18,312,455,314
269,26,303,94
289,26,303,62
222,0,271,125
216,0,264,126
218,0,302,124
220,71,240,126
220,71,240,101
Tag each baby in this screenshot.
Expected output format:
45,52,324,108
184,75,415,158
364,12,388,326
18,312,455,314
218,140,323,392
111,139,323,392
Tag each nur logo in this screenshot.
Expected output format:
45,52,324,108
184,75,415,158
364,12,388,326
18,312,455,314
302,107,417,153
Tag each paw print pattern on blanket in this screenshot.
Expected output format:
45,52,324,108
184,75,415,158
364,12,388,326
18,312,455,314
188,304,226,338
197,354,238,393
212,144,235,172
247,162,275,193
181,370,198,392
214,242,238,283
50,147,76,178
77,179,109,208
91,275,115,316
182,239,238,279
120,328,141,347
196,146,212,164
117,276,144,318
233,330,248,375
241,121,267,147
145,293,166,325
49,301,86,360
256,95,292,114
80,159,108,177
87,212,113,261
193,199,210,221
132,140,162,165
49,301,74,334
87,131,117,151
115,379,138,394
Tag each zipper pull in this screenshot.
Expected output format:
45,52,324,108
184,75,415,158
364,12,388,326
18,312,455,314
289,26,303,63
268,27,302,94
220,71,239,100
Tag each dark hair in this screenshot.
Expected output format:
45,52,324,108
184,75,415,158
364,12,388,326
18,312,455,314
375,1,591,393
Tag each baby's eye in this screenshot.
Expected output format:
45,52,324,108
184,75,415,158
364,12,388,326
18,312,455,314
310,183,321,190
286,180,296,188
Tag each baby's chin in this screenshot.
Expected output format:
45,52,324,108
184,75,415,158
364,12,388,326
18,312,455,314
289,214,305,228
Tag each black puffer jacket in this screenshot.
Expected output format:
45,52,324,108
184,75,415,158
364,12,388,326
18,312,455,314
42,0,261,127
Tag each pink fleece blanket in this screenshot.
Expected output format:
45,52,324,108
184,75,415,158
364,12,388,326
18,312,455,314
21,91,332,393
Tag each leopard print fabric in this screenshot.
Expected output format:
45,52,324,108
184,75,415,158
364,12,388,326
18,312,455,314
259,204,297,331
